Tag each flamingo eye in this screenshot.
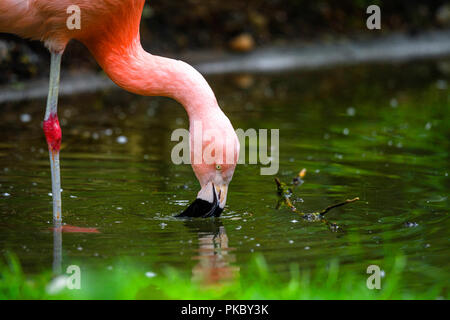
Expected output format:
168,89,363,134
216,164,222,170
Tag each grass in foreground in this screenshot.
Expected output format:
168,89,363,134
0,253,447,300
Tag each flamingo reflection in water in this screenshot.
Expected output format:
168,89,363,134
185,220,240,286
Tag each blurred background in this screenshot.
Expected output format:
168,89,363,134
1,0,449,84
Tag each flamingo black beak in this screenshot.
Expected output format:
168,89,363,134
176,182,227,218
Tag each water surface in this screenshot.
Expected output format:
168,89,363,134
0,59,448,292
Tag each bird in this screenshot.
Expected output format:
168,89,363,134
0,0,240,220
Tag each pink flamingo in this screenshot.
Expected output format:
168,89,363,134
0,0,239,220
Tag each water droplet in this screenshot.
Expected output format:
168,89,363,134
20,113,32,123
145,271,156,278
116,136,128,144
343,128,349,135
436,79,447,90
346,107,356,116
289,240,294,244
304,246,310,250
404,221,418,228
390,98,398,108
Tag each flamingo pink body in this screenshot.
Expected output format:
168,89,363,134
1,0,239,217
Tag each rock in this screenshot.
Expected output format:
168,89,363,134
229,33,255,52
232,74,254,89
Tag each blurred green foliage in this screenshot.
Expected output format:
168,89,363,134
1,252,447,300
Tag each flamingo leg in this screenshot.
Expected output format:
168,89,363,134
43,52,63,222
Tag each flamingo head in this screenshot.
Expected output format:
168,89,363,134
177,114,240,218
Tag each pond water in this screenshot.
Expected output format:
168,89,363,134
0,59,448,292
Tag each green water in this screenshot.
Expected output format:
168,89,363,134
0,60,449,293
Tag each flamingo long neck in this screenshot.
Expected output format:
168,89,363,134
85,37,220,121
